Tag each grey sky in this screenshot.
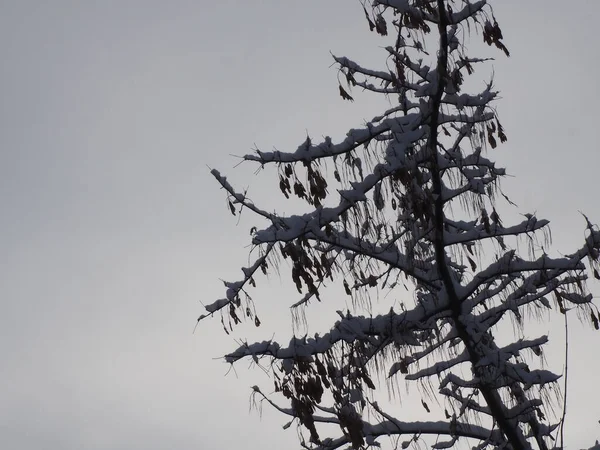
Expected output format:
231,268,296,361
1,1,599,449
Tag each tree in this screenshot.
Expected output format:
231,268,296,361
200,1,600,449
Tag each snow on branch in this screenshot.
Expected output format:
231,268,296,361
404,348,469,380
444,217,549,246
461,239,599,300
204,2,600,449
243,114,420,165
225,304,450,365
313,416,502,450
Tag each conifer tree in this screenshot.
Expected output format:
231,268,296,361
201,2,600,449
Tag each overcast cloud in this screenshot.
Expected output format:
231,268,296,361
1,1,599,449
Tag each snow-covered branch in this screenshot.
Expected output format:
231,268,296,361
205,2,599,449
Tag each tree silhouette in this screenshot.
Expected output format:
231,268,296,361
201,2,600,449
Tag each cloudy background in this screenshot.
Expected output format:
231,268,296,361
1,1,599,449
